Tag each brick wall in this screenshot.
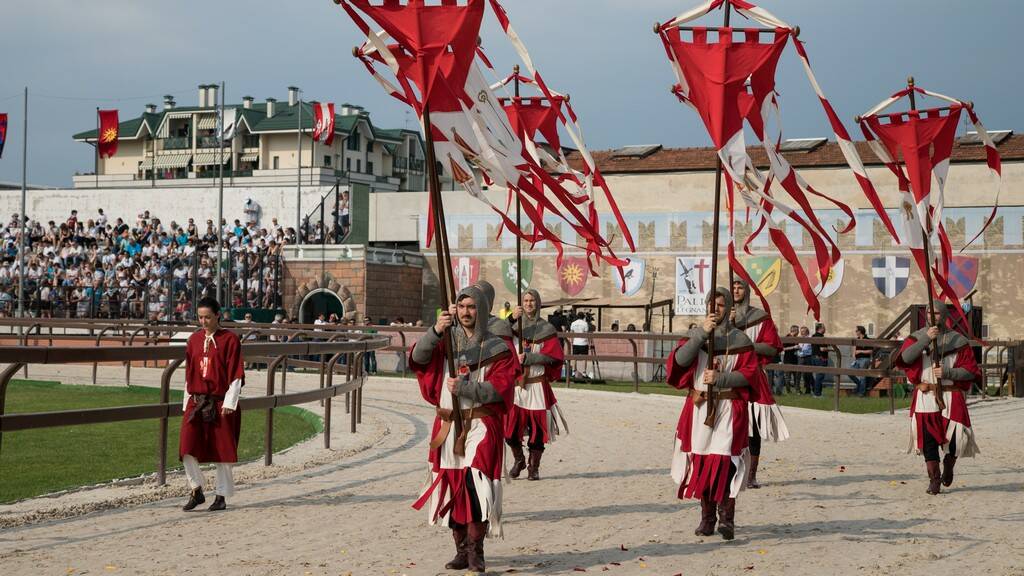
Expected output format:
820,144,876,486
365,263,423,324
282,259,422,323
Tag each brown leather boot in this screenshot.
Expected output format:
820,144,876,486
694,496,717,536
942,453,957,487
508,442,527,479
746,455,761,489
527,449,543,481
717,498,736,540
444,524,469,570
466,521,488,573
926,460,942,495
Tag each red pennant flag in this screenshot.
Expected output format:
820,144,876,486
312,102,335,146
98,109,119,158
0,113,7,159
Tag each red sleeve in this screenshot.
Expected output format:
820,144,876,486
952,346,981,391
894,337,923,384
185,334,198,395
226,332,245,386
539,337,564,383
758,319,783,361
733,349,761,404
666,338,698,391
409,338,445,407
482,341,522,414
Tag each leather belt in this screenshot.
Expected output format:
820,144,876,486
429,406,497,450
686,388,741,402
517,375,545,387
917,383,959,393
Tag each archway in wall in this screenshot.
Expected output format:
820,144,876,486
299,289,345,324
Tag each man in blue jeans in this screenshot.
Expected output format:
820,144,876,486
848,325,873,396
810,323,828,397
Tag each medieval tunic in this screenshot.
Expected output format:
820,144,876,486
410,332,520,537
504,327,568,446
896,329,981,458
668,332,759,502
179,329,245,463
735,313,790,442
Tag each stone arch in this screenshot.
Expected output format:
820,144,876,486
290,275,357,323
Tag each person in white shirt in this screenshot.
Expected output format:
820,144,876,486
569,312,591,379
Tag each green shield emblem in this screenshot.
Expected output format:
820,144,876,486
502,258,533,294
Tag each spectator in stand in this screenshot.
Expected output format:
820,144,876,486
810,323,828,397
797,326,814,394
339,191,351,238
569,312,590,379
849,325,873,397
781,325,800,394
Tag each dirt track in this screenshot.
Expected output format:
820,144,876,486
2,372,1023,575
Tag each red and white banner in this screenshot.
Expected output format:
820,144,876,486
97,109,119,159
312,102,335,146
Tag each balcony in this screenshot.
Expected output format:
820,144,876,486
162,137,190,150
197,136,223,149
242,135,260,149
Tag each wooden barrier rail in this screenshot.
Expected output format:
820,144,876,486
0,335,390,485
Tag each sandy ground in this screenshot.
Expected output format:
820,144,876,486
2,367,1023,576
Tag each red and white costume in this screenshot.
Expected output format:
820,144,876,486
738,313,789,442
896,330,981,458
410,330,520,537
504,328,568,446
667,331,759,502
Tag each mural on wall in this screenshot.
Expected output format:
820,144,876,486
675,256,713,315
948,255,980,298
452,257,480,292
501,258,533,294
558,257,589,296
614,258,646,297
742,256,782,297
872,256,911,298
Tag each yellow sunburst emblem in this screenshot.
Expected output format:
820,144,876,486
101,127,118,143
560,263,583,286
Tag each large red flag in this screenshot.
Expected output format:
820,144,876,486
0,113,7,159
312,102,335,146
98,110,119,158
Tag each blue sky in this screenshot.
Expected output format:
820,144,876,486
0,0,1019,186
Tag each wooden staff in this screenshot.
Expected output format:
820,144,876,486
906,77,945,411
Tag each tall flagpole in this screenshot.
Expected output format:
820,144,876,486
216,81,225,305
95,107,99,189
701,2,731,427
513,66,524,353
296,90,303,242
17,87,28,322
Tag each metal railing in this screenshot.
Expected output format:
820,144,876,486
161,137,190,150
0,330,390,485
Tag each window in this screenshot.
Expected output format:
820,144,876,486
347,135,360,151
346,158,351,171
367,141,374,153
367,160,374,175
324,155,332,167
272,156,280,169
356,159,362,173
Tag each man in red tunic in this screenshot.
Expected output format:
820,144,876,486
410,284,521,573
894,302,980,494
179,297,245,512
731,279,789,489
667,287,759,540
505,288,567,481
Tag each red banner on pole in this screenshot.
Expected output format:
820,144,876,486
98,109,119,158
0,113,8,159
312,103,335,146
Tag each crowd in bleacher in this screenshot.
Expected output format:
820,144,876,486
0,208,295,320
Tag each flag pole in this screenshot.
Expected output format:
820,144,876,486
296,90,303,243
702,1,731,427
513,65,524,353
95,107,100,189
17,87,28,324
216,81,225,305
906,76,945,411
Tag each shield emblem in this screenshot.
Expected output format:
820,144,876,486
558,257,589,296
802,258,845,299
871,256,911,298
948,255,979,298
614,259,646,297
451,257,480,292
742,256,782,297
501,258,533,294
